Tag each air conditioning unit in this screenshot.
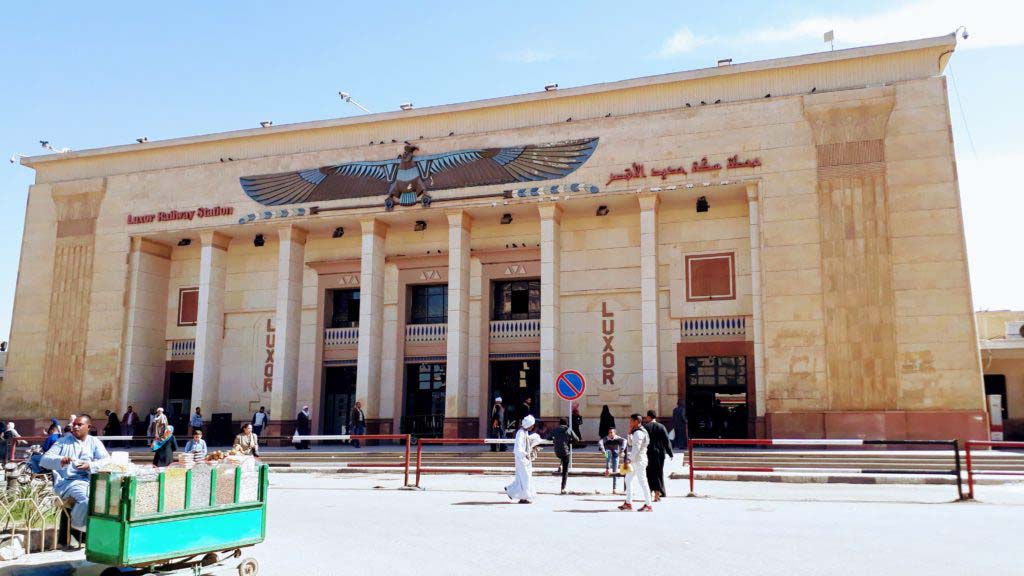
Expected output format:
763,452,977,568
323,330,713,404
1007,321,1024,339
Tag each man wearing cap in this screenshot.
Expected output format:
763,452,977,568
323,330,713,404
504,415,537,503
489,397,506,452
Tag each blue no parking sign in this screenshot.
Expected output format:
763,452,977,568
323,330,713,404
555,370,586,402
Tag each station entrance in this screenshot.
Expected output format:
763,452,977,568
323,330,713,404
677,341,755,439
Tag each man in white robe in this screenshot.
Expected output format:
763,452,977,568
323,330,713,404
504,415,537,503
619,413,653,512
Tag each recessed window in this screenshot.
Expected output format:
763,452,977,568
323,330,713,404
685,253,735,301
177,287,199,326
330,289,361,328
409,284,448,325
492,280,540,321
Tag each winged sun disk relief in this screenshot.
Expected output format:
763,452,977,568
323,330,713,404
239,138,599,210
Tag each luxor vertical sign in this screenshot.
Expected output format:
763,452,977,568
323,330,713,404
263,318,275,392
601,302,615,387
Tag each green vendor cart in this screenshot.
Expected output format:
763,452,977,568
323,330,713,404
81,462,269,575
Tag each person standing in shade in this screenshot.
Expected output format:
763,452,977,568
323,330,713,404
152,425,177,467
295,405,312,450
233,423,260,457
40,415,110,539
184,429,208,460
504,415,537,503
643,410,673,501
570,403,583,444
122,406,138,447
103,410,120,438
350,402,366,449
520,397,533,419
251,406,268,437
671,400,687,450
489,397,506,452
190,407,204,436
598,405,616,440
551,417,580,494
619,413,652,512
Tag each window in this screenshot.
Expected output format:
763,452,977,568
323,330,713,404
330,289,361,328
178,288,199,326
685,356,747,387
685,253,735,301
409,284,448,324
492,280,540,320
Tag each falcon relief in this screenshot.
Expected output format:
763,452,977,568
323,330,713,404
240,138,599,210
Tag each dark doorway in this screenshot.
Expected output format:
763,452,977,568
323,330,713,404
984,374,1008,421
402,362,446,437
166,372,193,434
489,360,540,432
685,356,748,439
323,367,357,435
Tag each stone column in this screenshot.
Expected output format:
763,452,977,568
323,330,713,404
638,193,661,414
444,211,472,437
538,204,563,418
192,231,230,415
121,238,171,413
745,182,766,426
356,218,387,421
271,225,307,423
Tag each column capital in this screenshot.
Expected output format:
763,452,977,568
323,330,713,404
131,237,172,259
277,225,308,245
745,181,761,203
446,210,473,230
637,192,661,211
359,217,388,237
537,203,563,223
199,230,232,250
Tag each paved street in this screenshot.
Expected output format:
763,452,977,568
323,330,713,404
6,472,1022,575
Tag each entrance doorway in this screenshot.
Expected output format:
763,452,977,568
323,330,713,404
489,360,540,432
402,362,446,437
166,371,193,434
323,366,357,435
684,355,748,439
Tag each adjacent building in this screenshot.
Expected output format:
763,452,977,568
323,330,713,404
1,34,989,441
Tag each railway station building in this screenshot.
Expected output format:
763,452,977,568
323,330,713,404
1,34,990,441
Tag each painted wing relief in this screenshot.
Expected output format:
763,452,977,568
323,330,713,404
240,138,598,209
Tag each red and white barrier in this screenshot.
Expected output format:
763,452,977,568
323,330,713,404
964,440,1024,499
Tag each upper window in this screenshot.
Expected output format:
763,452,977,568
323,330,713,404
409,284,448,325
492,280,540,321
330,289,361,328
685,253,735,301
177,287,199,326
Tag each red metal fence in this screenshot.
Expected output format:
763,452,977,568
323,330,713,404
963,440,1024,500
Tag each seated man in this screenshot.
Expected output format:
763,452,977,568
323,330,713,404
40,415,109,537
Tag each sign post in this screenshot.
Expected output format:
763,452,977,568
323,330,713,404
555,370,587,477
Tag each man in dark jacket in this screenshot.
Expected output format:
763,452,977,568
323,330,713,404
350,402,366,449
550,418,580,494
643,410,673,501
671,400,687,450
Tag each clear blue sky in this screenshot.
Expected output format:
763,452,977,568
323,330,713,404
0,0,1020,340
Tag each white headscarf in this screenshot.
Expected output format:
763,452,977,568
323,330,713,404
521,415,535,429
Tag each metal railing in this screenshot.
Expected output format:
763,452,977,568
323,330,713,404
964,440,1024,499
687,438,965,500
324,326,360,347
167,339,196,360
405,323,447,343
489,319,541,340
289,434,412,486
415,438,553,488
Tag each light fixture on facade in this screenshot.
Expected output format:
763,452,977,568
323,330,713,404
260,121,273,128
414,220,427,231
544,84,558,91
177,238,191,247
253,234,265,247
400,103,414,111
332,227,345,238
696,196,709,213
596,205,609,216
500,213,513,225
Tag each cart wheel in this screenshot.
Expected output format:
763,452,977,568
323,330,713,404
237,558,259,575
